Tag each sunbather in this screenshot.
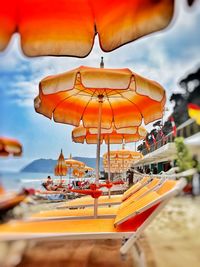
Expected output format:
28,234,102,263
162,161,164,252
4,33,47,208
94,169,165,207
42,181,68,193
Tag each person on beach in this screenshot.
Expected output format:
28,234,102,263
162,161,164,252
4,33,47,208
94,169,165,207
42,176,67,192
46,175,53,185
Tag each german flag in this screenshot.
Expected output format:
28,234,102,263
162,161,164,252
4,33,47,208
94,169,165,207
188,103,200,125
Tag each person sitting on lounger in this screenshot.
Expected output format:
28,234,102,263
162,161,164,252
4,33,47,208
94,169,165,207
46,176,53,185
43,176,58,191
42,177,68,193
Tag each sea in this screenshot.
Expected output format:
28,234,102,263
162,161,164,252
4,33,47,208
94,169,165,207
0,171,79,192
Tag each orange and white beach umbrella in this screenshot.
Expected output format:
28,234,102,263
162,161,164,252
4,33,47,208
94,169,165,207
103,149,143,177
103,150,143,161
72,124,146,196
72,125,147,144
0,0,174,57
0,137,22,157
54,150,68,181
65,154,85,169
35,66,165,129
35,64,165,217
84,166,94,173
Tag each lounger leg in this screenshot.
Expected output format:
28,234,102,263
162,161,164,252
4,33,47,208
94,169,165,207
131,241,146,267
1,240,27,267
120,236,146,267
120,233,137,255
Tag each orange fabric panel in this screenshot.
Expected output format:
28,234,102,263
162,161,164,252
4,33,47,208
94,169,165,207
0,1,17,51
0,218,117,234
115,191,159,225
156,180,177,195
69,194,121,204
59,195,122,208
108,95,142,128
31,206,118,218
92,0,174,52
126,91,166,125
82,98,113,129
146,178,160,189
80,67,132,89
120,187,149,209
122,182,142,201
19,0,95,57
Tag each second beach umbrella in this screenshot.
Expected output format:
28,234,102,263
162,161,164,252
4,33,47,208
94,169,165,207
72,125,147,198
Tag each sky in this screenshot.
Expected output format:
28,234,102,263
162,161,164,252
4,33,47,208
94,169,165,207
0,0,200,171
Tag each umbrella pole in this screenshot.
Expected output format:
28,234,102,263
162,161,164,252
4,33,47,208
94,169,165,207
122,143,126,181
107,136,111,199
94,95,103,218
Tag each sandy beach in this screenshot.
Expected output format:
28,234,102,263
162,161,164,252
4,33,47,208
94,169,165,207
146,195,200,267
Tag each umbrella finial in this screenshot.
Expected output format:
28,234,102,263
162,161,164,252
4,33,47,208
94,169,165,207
100,57,104,68
69,153,72,159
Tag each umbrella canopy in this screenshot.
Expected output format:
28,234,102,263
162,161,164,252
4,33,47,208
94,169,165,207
35,65,165,181
34,66,165,128
0,0,174,57
72,125,147,144
35,65,165,217
72,169,85,178
0,137,22,157
84,166,94,172
103,150,143,161
72,124,146,196
65,154,85,169
103,149,142,176
104,164,130,173
54,150,68,177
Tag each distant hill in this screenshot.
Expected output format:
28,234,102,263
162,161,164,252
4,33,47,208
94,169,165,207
21,157,103,173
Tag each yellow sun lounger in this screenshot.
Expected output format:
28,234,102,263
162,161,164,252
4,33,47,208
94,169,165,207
0,178,186,260
57,176,152,209
31,178,163,220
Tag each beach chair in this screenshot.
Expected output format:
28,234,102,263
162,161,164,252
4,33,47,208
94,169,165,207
29,168,197,221
57,176,152,209
30,178,164,220
0,178,186,265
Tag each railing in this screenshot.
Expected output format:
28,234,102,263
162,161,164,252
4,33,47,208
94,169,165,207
142,119,200,156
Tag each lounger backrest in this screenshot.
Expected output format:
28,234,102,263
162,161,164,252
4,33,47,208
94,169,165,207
120,178,161,209
120,186,150,209
146,178,160,189
114,179,180,226
122,176,150,201
115,191,159,226
156,180,177,195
